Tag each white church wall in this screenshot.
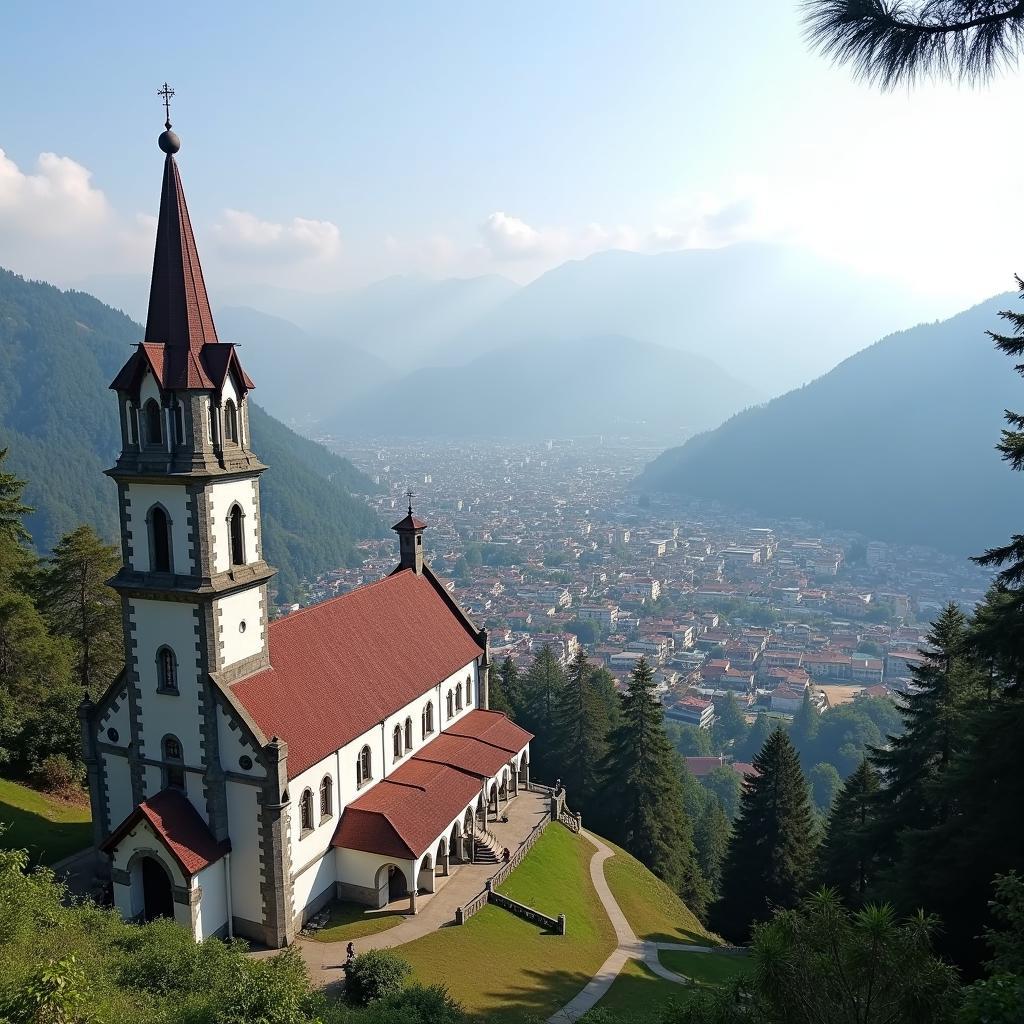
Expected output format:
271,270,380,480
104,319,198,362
217,704,266,780
195,859,228,939
288,755,340,877
216,587,265,669
335,848,415,893
292,851,335,920
224,781,263,925
103,753,133,830
128,482,193,574
208,477,260,575
98,682,131,749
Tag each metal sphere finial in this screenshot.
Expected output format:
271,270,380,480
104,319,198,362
156,83,180,154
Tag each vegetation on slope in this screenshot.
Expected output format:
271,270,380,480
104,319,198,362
0,778,91,866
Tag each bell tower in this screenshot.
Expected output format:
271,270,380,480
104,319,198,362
106,106,275,839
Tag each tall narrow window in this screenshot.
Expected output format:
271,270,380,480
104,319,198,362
173,402,185,446
466,674,473,706
229,505,245,566
393,724,403,760
404,717,413,751
162,735,184,790
224,399,238,443
300,788,314,832
149,506,171,573
319,776,333,820
357,745,372,786
144,399,163,447
156,646,178,693
126,402,137,446
208,402,217,447
446,690,454,720
455,682,463,711
422,701,434,739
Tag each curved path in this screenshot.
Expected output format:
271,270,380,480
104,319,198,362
547,829,742,1023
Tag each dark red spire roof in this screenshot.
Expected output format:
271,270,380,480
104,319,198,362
144,153,219,351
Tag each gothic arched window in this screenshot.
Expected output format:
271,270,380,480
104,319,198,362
300,788,314,833
148,506,172,574
224,399,238,444
446,690,454,720
404,716,413,751
422,701,434,739
319,776,333,820
466,674,473,706
126,401,137,446
162,735,184,791
144,399,163,447
357,745,372,787
173,402,185,446
393,724,403,761
229,505,245,566
455,682,463,711
156,646,178,694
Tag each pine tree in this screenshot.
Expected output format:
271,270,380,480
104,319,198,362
553,649,610,817
598,657,705,908
694,799,730,901
489,655,521,720
734,710,772,763
789,688,819,766
819,759,880,906
0,448,34,584
711,727,818,942
518,645,566,782
712,692,748,751
38,525,121,695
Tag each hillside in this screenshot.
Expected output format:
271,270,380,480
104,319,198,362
638,294,1024,556
328,333,759,443
0,268,382,601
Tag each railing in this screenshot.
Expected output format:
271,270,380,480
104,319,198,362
559,809,582,833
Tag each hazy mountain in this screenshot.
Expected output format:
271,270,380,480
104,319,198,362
432,244,944,394
637,295,1023,556
327,334,759,443
0,268,382,600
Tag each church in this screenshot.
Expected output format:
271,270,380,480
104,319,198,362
80,115,533,949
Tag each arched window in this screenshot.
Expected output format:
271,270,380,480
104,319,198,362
455,682,463,711
319,776,333,820
404,717,413,751
148,506,171,573
126,401,137,446
357,745,372,786
446,690,454,720
229,505,245,566
422,701,434,739
300,788,314,833
393,724,403,761
156,646,178,693
208,401,218,447
173,402,185,446
162,735,184,790
224,399,238,443
144,399,163,447
466,674,473,706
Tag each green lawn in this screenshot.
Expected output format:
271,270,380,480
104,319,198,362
595,950,752,1020
310,901,403,943
602,839,718,945
398,824,616,1023
0,778,92,865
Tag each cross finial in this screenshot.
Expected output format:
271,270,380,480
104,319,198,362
158,82,175,130
406,488,415,515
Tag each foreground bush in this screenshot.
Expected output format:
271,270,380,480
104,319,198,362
343,949,412,1006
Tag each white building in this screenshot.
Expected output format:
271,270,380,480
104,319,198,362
82,126,531,949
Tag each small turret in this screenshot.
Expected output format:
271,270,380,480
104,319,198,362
392,490,426,575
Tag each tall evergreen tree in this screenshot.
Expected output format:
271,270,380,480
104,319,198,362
734,710,772,762
789,688,819,766
712,692,748,751
518,645,566,781
0,448,34,584
711,728,818,942
489,655,521,720
553,649,610,817
597,657,705,910
819,759,880,906
694,799,730,902
38,525,121,695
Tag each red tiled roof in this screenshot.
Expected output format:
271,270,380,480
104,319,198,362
101,789,228,876
332,710,532,859
685,756,726,777
232,570,485,778
392,512,428,532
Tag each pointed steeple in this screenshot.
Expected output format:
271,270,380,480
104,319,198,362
144,124,219,352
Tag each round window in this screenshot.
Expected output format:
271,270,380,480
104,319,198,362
239,620,247,634
107,727,120,743
239,755,253,770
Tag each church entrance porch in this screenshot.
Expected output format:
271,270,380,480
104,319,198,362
375,863,409,910
141,856,174,921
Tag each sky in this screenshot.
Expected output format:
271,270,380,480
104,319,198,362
2,1,1023,312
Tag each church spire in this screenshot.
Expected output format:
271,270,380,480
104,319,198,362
144,93,219,352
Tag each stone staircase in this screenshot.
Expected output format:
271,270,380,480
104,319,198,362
472,831,502,864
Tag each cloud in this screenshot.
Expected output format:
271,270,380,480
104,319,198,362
214,209,341,263
479,211,564,260
0,149,110,236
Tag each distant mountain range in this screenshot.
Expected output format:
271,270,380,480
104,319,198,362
79,243,945,440
637,295,1024,556
0,268,382,600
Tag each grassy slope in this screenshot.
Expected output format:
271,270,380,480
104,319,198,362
602,838,716,945
398,824,616,1023
310,902,403,943
0,778,92,865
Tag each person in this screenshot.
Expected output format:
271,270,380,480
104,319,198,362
346,941,355,961
503,847,511,864
554,777,562,796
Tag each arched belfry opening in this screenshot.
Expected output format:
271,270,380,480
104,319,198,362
229,504,245,566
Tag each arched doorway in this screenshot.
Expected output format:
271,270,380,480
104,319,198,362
418,852,435,894
449,820,462,864
489,782,498,819
141,856,174,921
375,863,409,908
436,837,448,879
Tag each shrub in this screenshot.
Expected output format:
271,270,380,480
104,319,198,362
343,949,411,1007
32,754,82,794
367,983,465,1023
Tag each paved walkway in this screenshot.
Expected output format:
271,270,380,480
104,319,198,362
546,830,744,1023
293,789,550,987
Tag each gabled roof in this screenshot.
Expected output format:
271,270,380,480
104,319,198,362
231,569,486,778
101,788,229,876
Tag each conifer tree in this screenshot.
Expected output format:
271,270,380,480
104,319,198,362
598,657,705,908
734,710,772,762
819,759,880,906
712,691,748,751
518,645,566,781
489,655,521,720
711,727,818,942
38,525,121,694
694,799,730,902
789,688,819,766
0,448,34,584
553,649,610,817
